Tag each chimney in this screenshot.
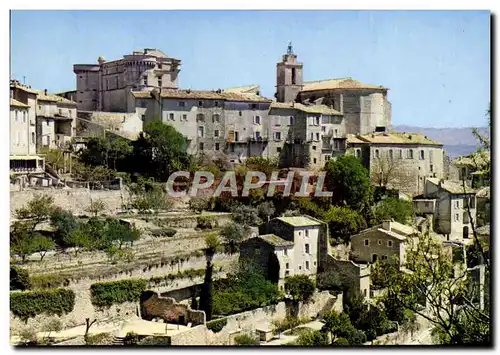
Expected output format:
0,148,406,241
382,220,391,231
44,89,47,95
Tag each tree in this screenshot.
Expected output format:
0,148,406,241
219,222,249,254
295,329,328,346
85,199,107,217
321,310,365,344
323,205,367,244
50,208,77,247
370,155,416,190
39,147,66,172
10,222,38,263
324,155,371,211
104,219,140,249
32,234,56,261
372,197,414,225
285,275,315,303
130,120,191,181
108,135,133,170
10,266,31,291
257,201,276,222
199,233,220,321
381,231,490,345
231,204,262,227
15,194,56,230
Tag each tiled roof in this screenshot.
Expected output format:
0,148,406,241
351,221,416,241
10,98,29,108
270,102,342,115
37,92,77,106
131,89,272,103
301,77,388,93
476,186,490,199
453,151,490,168
275,216,321,227
225,85,260,94
10,82,39,95
346,131,442,146
258,234,294,247
426,178,476,195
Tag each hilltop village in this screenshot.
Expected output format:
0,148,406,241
9,45,490,346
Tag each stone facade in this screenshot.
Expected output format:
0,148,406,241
421,178,477,242
73,48,181,112
350,220,418,266
326,255,371,301
346,131,445,196
140,291,205,325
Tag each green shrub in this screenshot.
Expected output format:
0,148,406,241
10,288,75,320
207,318,228,333
197,215,218,229
285,275,316,303
85,332,114,345
30,274,70,289
138,336,171,346
150,228,177,238
10,266,31,291
90,279,147,309
233,334,259,346
123,332,141,346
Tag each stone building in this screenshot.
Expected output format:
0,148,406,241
346,131,445,196
276,42,391,135
73,48,181,112
9,82,45,176
416,178,477,243
452,151,490,188
240,215,329,288
475,186,490,227
350,220,418,266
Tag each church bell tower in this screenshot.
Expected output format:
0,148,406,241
276,42,303,103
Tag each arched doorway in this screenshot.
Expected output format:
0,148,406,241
463,226,469,239
372,254,378,263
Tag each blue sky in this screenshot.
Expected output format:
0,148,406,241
10,10,490,128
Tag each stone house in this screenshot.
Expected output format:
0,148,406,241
76,110,143,140
350,220,418,266
240,215,329,288
73,48,181,112
346,131,445,196
9,82,45,176
453,151,490,187
325,256,371,300
475,186,490,227
420,178,477,243
36,90,78,150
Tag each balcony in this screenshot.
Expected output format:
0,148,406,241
248,136,269,143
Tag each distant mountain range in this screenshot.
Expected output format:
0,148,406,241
391,125,489,158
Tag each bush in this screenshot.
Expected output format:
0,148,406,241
10,288,75,320
30,274,70,289
85,332,114,345
233,334,259,346
150,228,177,238
272,316,310,335
10,266,31,291
285,275,315,303
90,279,147,309
18,327,38,345
138,336,171,346
189,197,211,213
206,318,228,333
123,332,141,346
196,215,218,229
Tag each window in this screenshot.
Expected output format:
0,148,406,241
420,150,425,160
312,145,317,151
387,240,393,247
378,240,382,245
430,164,434,172
143,76,147,85
214,129,220,137
197,114,205,122
198,126,204,138
31,132,35,144
214,101,219,107
289,116,294,125
199,142,204,151
305,230,309,237
169,113,174,121
389,150,393,159
45,135,50,145
321,126,326,132
234,131,239,141
375,149,380,158
15,110,18,122
182,114,188,121
310,133,314,141
158,79,162,87
325,155,330,161
299,266,302,270
313,158,317,164
315,117,320,125
254,116,261,125
46,120,49,126
298,231,302,237
305,244,310,254
429,150,433,162
274,132,282,141
454,200,460,209
355,149,361,158
255,131,261,140
215,142,220,151
382,255,388,260
212,114,220,123
364,239,369,246
239,111,242,117
470,197,475,209
454,213,460,222
277,147,282,154
305,261,310,270
316,133,320,141
291,67,296,85
284,249,288,256
198,101,203,107
178,101,186,107
286,263,289,269
408,149,414,159
23,111,26,123
158,63,162,69
334,129,338,137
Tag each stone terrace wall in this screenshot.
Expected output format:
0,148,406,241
169,291,343,346
10,188,129,217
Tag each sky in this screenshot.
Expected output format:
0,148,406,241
10,10,490,128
